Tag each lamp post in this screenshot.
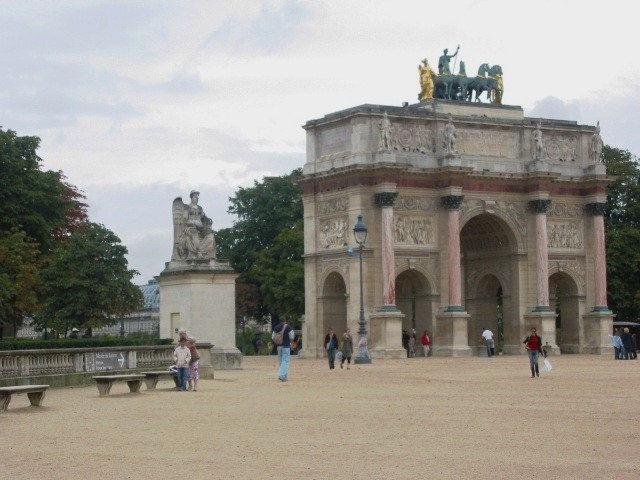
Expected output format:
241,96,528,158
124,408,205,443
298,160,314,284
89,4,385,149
353,215,371,364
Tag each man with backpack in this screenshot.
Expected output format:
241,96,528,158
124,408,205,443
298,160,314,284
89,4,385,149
272,316,295,382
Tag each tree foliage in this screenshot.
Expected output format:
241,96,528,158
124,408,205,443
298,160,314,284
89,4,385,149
603,145,640,321
36,222,142,334
217,169,304,323
0,129,86,252
0,229,42,332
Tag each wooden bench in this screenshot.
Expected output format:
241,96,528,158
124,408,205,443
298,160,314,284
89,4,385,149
92,374,145,396
142,371,179,390
0,385,50,412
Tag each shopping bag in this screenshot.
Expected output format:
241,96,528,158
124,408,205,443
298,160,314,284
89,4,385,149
543,358,553,372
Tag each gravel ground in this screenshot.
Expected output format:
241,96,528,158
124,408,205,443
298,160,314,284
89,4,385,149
1,354,639,480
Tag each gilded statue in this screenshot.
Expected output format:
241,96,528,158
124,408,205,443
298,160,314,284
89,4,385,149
418,58,436,101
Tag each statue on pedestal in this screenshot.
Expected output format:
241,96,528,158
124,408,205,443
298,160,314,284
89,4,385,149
172,190,216,261
590,121,604,163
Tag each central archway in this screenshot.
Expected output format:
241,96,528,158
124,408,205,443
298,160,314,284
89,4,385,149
460,213,519,354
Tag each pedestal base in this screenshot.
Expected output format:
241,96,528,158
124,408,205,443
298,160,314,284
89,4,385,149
434,311,472,357
368,308,406,359
582,310,615,355
211,347,243,370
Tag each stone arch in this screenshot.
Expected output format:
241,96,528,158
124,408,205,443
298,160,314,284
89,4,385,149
461,213,519,353
549,271,580,353
460,205,525,253
396,269,434,355
321,272,347,347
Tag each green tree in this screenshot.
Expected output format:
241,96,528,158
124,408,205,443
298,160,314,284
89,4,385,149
36,222,143,335
0,129,85,252
217,169,304,324
603,145,640,321
0,229,41,337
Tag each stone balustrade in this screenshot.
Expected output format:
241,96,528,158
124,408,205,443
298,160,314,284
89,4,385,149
0,344,212,379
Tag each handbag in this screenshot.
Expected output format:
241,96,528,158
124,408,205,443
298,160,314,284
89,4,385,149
543,358,553,372
273,327,286,346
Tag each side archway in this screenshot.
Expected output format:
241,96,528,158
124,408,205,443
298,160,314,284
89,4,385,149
396,269,433,355
549,272,580,353
321,272,347,346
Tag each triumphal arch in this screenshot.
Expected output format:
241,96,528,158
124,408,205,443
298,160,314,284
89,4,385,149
299,53,614,358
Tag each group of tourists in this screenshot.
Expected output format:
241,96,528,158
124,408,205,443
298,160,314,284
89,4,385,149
401,329,431,358
172,329,200,391
608,328,638,360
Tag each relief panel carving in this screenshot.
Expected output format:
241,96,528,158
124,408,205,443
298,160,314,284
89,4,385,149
319,216,349,249
544,135,577,162
548,221,583,249
317,197,349,216
456,130,519,158
394,215,436,245
394,195,438,211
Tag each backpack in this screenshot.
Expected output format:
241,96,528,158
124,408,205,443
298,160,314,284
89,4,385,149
273,326,286,346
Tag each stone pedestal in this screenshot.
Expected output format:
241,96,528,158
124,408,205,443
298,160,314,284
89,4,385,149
157,262,242,370
368,308,406,359
434,311,472,357
523,311,560,355
582,310,615,355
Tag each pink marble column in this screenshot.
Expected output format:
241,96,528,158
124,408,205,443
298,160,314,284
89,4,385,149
587,202,609,310
375,192,398,306
442,195,464,311
529,200,551,311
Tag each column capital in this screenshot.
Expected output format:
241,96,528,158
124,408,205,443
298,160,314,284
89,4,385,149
374,191,398,207
528,199,552,214
441,195,464,210
585,202,607,216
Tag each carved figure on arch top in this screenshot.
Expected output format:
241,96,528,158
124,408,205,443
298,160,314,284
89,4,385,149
532,121,544,160
172,191,216,261
378,112,392,151
590,121,604,163
443,115,457,155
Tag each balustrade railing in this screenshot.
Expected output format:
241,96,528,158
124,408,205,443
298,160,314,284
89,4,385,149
0,344,212,378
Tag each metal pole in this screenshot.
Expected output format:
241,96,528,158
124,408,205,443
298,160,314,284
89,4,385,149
354,242,371,364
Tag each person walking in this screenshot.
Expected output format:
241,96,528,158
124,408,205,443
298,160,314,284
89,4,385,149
523,327,544,378
408,330,416,358
620,327,635,360
421,330,431,357
325,327,339,369
173,337,191,391
481,327,495,357
186,336,200,391
272,316,295,381
608,329,623,360
340,328,353,369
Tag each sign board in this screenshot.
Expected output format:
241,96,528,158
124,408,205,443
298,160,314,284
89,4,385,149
85,352,127,372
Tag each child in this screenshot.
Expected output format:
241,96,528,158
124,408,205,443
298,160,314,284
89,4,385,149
173,337,191,391
187,336,200,391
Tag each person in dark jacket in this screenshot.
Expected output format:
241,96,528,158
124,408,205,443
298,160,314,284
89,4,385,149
324,328,339,369
620,328,636,360
523,327,545,378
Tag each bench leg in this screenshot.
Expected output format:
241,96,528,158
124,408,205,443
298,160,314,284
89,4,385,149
173,376,180,388
27,390,46,407
96,382,112,396
144,377,159,390
127,380,142,393
0,394,10,412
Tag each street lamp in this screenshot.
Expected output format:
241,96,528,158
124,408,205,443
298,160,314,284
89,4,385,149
353,215,371,364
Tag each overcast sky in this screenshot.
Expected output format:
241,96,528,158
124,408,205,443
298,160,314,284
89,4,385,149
2,0,639,283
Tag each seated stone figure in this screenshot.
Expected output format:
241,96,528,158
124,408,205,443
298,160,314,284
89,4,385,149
172,191,216,261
